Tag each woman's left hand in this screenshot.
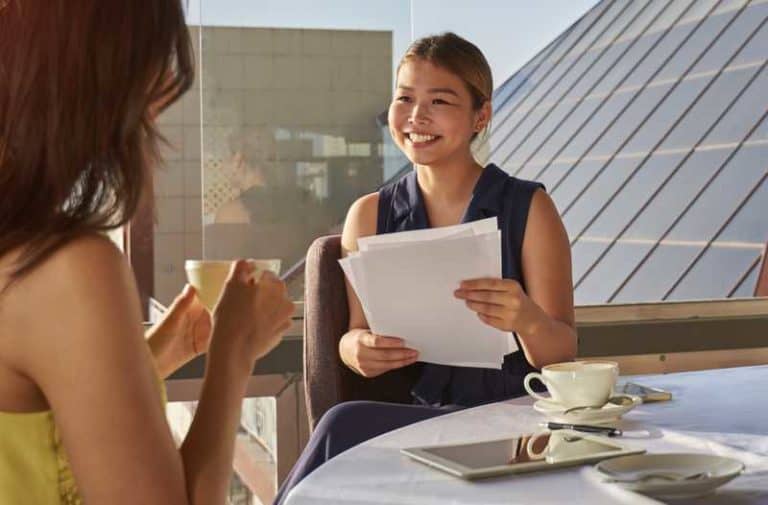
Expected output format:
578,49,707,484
146,284,213,378
454,278,545,336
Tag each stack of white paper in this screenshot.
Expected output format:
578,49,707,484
339,217,518,369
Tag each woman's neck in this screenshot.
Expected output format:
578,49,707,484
415,156,485,227
416,157,484,205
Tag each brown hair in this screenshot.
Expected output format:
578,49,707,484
0,0,194,284
398,32,493,138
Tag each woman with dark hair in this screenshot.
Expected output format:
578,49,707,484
0,2,295,504
274,32,577,503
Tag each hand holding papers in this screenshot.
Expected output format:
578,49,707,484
339,217,518,369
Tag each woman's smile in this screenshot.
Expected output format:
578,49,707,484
405,131,442,147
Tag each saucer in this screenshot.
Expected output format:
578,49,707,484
533,395,641,424
594,453,744,499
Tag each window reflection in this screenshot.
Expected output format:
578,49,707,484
199,27,396,296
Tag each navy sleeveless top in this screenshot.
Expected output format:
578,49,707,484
376,164,544,407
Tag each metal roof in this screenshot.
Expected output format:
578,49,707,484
481,0,768,304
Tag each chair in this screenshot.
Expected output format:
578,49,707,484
303,235,415,430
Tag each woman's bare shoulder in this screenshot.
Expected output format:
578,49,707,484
1,233,142,374
2,234,137,335
38,234,129,288
341,192,379,253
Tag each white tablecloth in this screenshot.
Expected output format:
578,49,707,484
286,365,768,504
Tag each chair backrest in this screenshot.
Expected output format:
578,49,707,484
303,235,350,429
303,235,418,429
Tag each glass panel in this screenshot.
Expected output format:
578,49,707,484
620,5,710,89
537,162,572,193
559,156,639,239
492,0,609,122
730,7,768,67
507,100,584,172
675,0,721,26
700,65,768,146
566,38,634,101
546,1,647,100
574,241,654,304
493,105,552,171
492,0,629,151
526,95,605,169
582,151,687,238
731,261,760,298
645,0,700,34
616,0,673,42
197,3,411,305
570,239,609,285
667,246,761,300
624,146,736,239
612,243,702,302
587,81,674,159
588,0,649,51
511,0,667,175
568,0,633,57
689,0,768,75
655,7,740,82
618,76,710,155
753,110,768,142
592,0,695,96
714,0,750,16
657,64,759,152
667,142,768,242
545,1,611,63
719,172,768,244
492,34,560,112
556,88,635,160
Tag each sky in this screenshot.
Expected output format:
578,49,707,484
185,0,597,87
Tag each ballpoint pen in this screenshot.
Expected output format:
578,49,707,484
541,421,622,437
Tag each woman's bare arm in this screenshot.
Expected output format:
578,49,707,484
517,190,577,367
7,235,290,504
339,193,419,377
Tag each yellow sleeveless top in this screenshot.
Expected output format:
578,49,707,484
0,373,167,504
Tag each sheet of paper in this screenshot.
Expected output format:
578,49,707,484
338,255,375,322
357,216,497,251
357,231,516,368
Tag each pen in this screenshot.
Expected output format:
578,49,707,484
542,421,622,437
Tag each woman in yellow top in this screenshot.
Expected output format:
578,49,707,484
0,1,295,504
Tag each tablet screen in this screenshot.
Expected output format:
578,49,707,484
420,432,624,470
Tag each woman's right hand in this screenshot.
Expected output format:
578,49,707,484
339,329,419,377
211,260,294,366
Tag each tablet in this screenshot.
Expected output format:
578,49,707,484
401,430,645,480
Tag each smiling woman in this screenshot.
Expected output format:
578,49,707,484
276,31,577,504
338,32,576,396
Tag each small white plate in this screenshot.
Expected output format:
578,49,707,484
533,395,641,424
594,453,744,499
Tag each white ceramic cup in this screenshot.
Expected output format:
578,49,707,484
523,361,618,408
184,259,281,310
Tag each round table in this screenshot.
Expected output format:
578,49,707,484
286,366,768,504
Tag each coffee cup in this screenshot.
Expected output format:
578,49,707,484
523,361,618,408
184,259,281,310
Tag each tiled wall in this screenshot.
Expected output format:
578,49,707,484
153,26,392,304
153,26,203,305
